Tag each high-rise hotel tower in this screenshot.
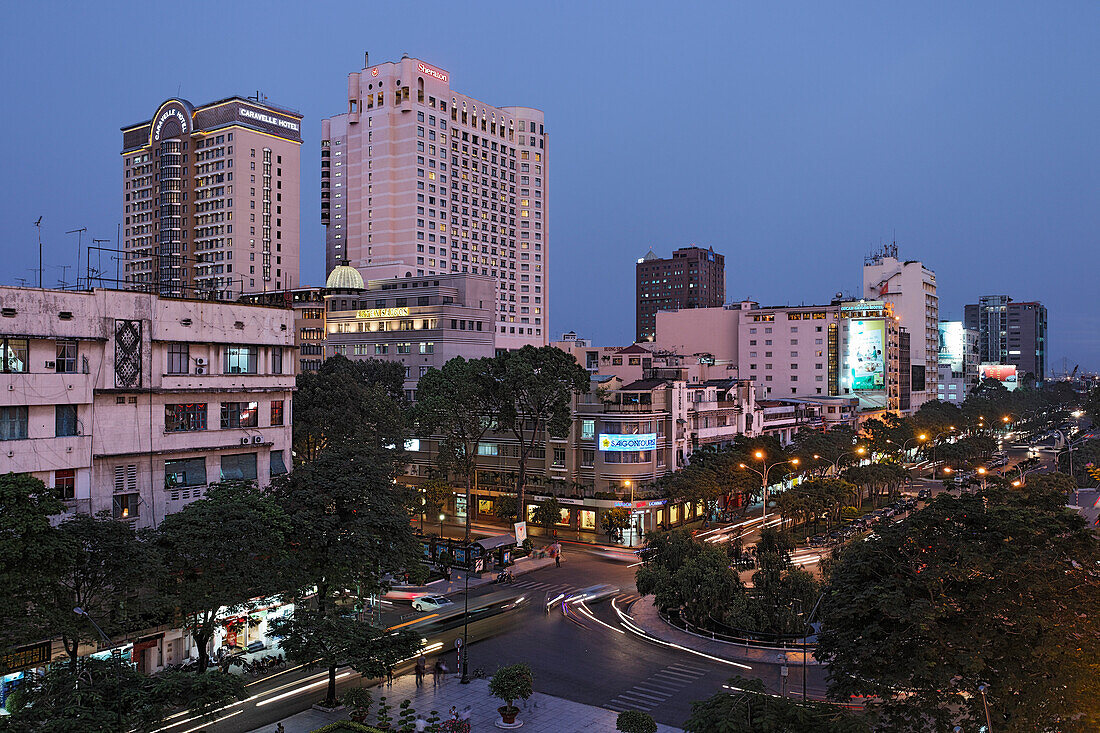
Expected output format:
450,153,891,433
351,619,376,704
322,54,548,348
121,97,302,299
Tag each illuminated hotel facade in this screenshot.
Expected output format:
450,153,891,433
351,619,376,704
121,97,303,299
321,54,548,349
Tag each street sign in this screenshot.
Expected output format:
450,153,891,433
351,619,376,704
454,637,462,649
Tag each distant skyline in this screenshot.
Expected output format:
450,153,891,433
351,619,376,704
0,2,1096,373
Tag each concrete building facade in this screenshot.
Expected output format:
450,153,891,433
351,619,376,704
862,247,938,410
635,245,725,343
0,287,295,529
937,320,980,405
324,272,497,401
122,97,303,299
964,296,1047,379
321,54,548,349
651,299,900,416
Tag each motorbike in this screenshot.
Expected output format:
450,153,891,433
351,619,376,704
493,570,515,584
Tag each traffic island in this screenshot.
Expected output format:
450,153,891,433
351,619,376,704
626,597,823,667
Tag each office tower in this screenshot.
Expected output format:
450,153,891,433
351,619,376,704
322,54,548,348
863,245,938,411
121,97,302,299
635,245,725,342
965,296,1048,379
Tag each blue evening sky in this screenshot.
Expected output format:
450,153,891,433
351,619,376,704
1,2,1096,373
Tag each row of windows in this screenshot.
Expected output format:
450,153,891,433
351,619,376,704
0,405,80,441
164,400,285,432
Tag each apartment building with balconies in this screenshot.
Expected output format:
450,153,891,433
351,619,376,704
0,286,294,528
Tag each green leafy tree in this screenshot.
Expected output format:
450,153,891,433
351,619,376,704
600,507,631,543
0,473,68,649
684,676,871,733
46,512,156,668
269,610,419,708
494,346,590,514
1,657,245,733
530,497,562,532
493,494,519,524
414,356,500,540
292,355,408,466
418,475,453,529
154,481,289,673
818,485,1100,731
270,439,422,706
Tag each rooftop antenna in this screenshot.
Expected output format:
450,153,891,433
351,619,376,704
16,277,27,287
33,216,43,287
66,227,87,288
91,239,111,287
57,264,72,289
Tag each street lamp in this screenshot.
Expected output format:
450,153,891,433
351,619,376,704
976,467,988,492
978,683,994,732
739,452,799,522
812,446,867,477
439,513,445,537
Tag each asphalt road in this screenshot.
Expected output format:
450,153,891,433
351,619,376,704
154,543,824,732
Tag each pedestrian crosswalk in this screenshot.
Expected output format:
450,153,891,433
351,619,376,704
511,578,576,594
605,663,710,713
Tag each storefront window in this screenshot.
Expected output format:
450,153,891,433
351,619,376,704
670,504,680,524
456,496,467,518
526,504,537,522
557,508,571,526
580,510,596,531
478,498,493,515
657,509,665,527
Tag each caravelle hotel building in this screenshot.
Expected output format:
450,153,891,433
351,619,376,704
322,54,548,348
121,97,303,300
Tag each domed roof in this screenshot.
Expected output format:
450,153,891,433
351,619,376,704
325,263,364,290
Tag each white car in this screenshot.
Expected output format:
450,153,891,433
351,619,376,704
412,595,454,612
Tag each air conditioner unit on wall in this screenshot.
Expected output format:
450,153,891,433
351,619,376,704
240,437,250,445
194,366,207,375
195,357,207,366
252,436,263,444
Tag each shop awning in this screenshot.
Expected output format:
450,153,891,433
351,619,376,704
475,534,517,551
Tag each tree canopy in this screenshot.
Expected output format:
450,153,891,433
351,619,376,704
817,477,1100,731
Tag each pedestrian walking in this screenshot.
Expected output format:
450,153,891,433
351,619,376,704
414,655,426,688
432,658,444,686
555,553,561,568
414,714,428,732
275,724,285,733
386,666,394,687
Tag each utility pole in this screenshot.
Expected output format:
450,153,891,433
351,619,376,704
33,217,43,287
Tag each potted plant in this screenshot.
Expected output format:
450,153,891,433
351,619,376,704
341,686,373,723
488,663,533,726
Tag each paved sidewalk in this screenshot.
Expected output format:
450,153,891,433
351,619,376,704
260,673,681,733
628,597,820,667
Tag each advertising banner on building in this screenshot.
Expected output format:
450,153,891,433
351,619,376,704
939,321,965,373
847,320,885,390
979,363,1018,390
598,433,657,451
513,522,527,544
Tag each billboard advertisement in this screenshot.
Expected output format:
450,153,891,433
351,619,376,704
979,363,1018,391
939,321,964,373
847,320,885,390
598,433,657,452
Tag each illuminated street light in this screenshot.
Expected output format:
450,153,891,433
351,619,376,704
739,452,799,522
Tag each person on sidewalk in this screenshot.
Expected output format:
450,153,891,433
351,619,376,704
413,714,428,732
555,552,561,568
415,655,426,687
432,658,445,686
